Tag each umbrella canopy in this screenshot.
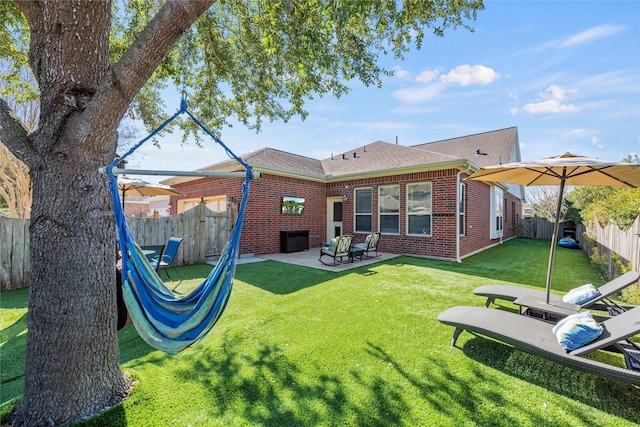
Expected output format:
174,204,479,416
468,152,640,304
118,176,184,207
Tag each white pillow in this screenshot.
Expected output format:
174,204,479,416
562,284,601,305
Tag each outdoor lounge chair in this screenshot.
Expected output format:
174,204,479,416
140,245,165,272
160,237,183,280
437,305,640,385
320,235,353,265
473,271,639,313
353,232,380,259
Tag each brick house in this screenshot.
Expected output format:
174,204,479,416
162,127,524,261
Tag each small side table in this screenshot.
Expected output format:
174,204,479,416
349,247,364,263
513,295,580,322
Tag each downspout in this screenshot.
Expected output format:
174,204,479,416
456,166,473,263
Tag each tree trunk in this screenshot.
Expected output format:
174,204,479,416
2,2,214,425
19,136,130,425
8,2,130,425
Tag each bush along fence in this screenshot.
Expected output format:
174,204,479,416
0,202,236,291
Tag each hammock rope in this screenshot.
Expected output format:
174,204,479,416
104,97,253,353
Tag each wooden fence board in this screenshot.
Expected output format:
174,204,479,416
0,202,235,290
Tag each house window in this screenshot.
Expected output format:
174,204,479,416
407,182,432,236
490,186,503,238
459,182,466,236
378,184,400,234
354,188,372,233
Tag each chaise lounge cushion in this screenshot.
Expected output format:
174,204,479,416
552,312,603,351
562,284,601,305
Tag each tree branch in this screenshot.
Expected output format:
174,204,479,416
86,0,216,132
0,97,36,165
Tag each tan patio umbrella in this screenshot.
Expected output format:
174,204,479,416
468,152,640,304
118,176,184,208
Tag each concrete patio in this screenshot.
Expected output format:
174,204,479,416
233,247,399,272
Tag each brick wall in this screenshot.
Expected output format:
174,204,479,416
174,174,326,255
173,169,522,260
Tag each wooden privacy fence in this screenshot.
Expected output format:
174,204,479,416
0,202,236,291
517,217,579,241
583,216,640,277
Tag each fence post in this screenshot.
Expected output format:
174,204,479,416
198,201,207,263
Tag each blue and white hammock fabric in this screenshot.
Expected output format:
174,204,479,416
104,99,253,353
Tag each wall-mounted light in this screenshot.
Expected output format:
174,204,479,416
342,193,349,202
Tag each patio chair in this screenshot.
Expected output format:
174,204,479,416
473,271,639,313
160,237,183,280
353,232,380,258
437,305,640,385
320,235,353,265
140,245,165,272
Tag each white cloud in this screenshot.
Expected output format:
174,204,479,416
560,24,626,49
392,65,413,81
532,24,626,52
543,84,570,101
392,83,444,104
520,85,579,115
439,65,500,86
522,99,578,115
415,69,440,83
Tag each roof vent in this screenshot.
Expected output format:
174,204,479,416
476,149,488,156
342,153,346,160
353,152,358,158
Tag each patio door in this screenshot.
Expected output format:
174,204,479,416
326,197,343,242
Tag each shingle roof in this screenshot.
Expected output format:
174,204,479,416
412,127,520,169
167,127,519,183
320,141,460,177
241,147,325,177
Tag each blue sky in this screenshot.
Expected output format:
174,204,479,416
132,1,640,178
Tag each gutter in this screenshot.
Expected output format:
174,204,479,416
456,164,476,263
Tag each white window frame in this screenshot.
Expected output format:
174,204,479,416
406,182,432,236
490,186,504,239
459,181,466,237
378,184,400,235
354,187,373,233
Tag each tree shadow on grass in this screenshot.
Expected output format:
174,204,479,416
234,260,381,295
363,342,531,425
73,329,640,426
460,336,640,424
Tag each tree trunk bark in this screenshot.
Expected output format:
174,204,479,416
3,1,214,425
8,2,131,425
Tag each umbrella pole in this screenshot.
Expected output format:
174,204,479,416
545,177,566,304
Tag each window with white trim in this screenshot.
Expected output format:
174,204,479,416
407,182,432,236
459,182,466,236
379,184,400,234
354,188,372,233
490,186,503,239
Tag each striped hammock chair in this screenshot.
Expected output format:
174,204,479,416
103,98,254,353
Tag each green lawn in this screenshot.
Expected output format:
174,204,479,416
2,238,639,426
